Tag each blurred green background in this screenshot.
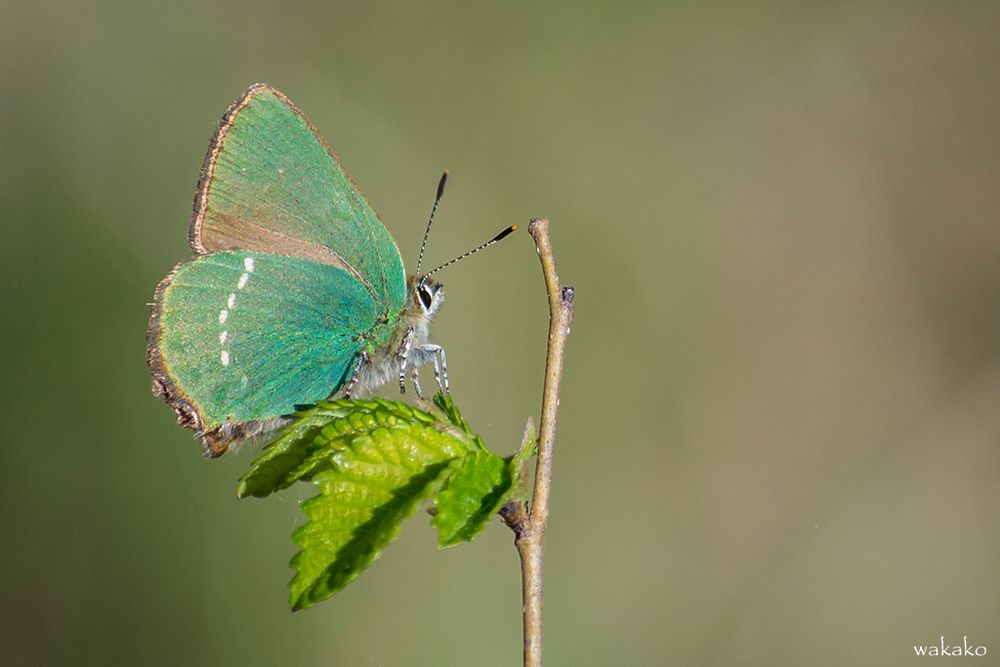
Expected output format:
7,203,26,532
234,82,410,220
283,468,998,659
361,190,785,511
2,1,999,665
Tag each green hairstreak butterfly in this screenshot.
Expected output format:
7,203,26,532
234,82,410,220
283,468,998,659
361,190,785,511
147,83,515,456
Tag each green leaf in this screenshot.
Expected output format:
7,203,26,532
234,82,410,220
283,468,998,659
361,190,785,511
503,421,538,504
433,392,486,450
237,398,437,498
238,395,520,609
432,451,512,547
289,417,470,610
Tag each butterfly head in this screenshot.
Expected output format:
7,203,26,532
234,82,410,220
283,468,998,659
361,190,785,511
410,275,445,318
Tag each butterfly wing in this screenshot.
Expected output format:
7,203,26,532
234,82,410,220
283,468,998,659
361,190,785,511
148,251,377,455
190,83,407,314
149,84,409,454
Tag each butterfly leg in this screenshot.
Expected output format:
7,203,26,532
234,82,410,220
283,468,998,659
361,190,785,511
397,327,415,394
411,364,424,399
420,343,449,394
343,351,369,398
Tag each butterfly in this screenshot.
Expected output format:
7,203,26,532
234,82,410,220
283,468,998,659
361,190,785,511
146,83,515,457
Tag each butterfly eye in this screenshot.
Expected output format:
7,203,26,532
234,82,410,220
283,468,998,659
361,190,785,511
418,285,434,310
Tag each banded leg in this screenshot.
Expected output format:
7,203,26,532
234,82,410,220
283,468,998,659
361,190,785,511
397,327,415,394
411,364,424,399
420,343,449,394
342,351,369,398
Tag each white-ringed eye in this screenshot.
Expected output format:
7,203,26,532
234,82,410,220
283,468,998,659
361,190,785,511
418,285,434,310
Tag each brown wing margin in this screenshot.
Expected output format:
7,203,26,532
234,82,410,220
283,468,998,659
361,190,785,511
144,264,212,448
189,83,265,254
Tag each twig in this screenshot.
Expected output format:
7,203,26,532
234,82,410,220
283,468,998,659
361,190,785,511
501,218,574,667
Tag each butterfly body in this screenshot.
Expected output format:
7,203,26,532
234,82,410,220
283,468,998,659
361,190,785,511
147,84,445,456
351,276,446,394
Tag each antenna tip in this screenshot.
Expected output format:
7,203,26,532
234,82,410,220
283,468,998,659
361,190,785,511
491,225,518,243
511,225,519,231
436,171,448,199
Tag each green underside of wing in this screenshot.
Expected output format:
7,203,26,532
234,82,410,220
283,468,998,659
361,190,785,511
200,88,407,313
155,251,386,428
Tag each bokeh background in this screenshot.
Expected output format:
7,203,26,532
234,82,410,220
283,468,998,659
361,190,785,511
2,2,999,665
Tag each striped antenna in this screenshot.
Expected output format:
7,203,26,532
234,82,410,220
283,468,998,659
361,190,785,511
415,171,448,276
421,225,519,279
